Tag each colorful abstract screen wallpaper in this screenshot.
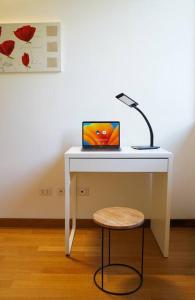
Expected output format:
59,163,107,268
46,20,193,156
83,122,120,146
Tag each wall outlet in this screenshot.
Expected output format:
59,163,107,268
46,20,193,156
57,188,65,196
78,186,89,197
39,188,52,196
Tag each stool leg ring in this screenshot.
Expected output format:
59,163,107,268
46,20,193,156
94,223,145,295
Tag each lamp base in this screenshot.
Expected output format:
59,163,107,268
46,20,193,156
132,145,160,150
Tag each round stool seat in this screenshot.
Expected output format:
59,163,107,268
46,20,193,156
93,207,144,230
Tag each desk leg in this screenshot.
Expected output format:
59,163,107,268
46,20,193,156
70,173,77,251
65,158,77,256
65,158,70,255
151,168,172,257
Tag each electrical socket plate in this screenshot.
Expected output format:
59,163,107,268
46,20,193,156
39,188,52,196
78,186,89,196
57,188,65,196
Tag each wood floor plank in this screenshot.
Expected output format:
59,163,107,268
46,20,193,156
0,227,194,299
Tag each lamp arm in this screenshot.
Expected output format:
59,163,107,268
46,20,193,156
133,106,154,147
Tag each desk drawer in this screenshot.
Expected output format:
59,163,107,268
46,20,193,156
69,158,168,172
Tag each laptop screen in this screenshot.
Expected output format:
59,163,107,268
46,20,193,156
82,121,120,148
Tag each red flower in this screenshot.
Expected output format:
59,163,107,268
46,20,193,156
22,53,30,67
0,40,15,57
14,25,36,42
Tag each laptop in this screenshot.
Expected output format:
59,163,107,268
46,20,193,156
82,121,120,151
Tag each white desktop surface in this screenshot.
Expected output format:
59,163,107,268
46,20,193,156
65,146,172,158
64,146,173,257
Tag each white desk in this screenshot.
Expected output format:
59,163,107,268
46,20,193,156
64,146,173,257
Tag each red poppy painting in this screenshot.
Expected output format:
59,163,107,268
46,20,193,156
22,53,30,67
0,22,60,72
0,40,15,58
14,25,36,43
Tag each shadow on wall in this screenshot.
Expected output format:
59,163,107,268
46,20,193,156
1,154,66,219
77,172,151,219
172,125,195,218
0,125,77,219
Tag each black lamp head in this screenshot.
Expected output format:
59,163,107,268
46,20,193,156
116,93,138,107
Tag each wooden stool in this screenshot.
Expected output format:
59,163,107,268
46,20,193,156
93,207,145,295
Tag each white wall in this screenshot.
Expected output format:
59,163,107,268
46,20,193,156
0,0,195,219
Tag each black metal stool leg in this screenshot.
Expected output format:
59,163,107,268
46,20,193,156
101,227,104,289
108,229,111,265
141,222,145,279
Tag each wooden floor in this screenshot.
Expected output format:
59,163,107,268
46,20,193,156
0,227,194,300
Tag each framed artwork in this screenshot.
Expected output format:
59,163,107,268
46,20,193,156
0,22,61,72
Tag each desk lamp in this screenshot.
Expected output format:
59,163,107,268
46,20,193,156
116,93,160,150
